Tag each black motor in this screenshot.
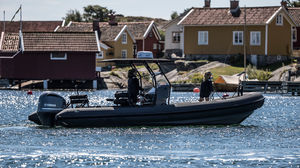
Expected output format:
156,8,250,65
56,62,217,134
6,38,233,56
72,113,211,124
37,92,66,127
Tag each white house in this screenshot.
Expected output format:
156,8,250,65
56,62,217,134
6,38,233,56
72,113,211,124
163,16,184,58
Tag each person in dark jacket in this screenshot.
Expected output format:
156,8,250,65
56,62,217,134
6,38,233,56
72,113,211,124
128,69,143,106
199,72,214,102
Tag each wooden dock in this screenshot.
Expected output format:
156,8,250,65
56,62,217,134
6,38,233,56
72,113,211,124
242,81,300,95
172,81,300,96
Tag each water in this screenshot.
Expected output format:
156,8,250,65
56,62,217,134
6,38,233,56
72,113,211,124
0,90,299,167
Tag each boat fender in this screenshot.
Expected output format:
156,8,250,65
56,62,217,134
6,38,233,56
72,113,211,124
222,93,229,98
27,90,33,95
193,87,200,93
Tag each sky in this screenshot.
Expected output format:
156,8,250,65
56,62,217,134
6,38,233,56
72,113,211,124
0,0,282,21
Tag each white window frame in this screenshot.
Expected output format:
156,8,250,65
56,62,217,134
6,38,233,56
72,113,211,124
96,51,104,59
121,50,127,58
250,31,261,46
153,43,157,50
233,31,243,45
198,31,208,45
292,27,297,42
276,14,283,26
172,32,181,43
50,53,67,60
122,33,127,44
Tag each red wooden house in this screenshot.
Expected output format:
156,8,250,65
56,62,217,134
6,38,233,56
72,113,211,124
289,8,300,50
0,32,100,89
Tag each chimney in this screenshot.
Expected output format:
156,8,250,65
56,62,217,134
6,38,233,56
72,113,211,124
230,0,241,17
230,0,239,9
108,14,118,26
281,0,288,9
93,20,101,39
204,0,211,8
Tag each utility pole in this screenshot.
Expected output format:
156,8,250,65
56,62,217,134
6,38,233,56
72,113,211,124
243,6,247,81
3,11,5,32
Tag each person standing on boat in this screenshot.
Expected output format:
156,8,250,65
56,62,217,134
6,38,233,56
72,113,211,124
128,69,143,106
199,72,214,102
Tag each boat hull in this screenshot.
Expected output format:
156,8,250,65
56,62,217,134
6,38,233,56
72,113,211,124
55,92,264,127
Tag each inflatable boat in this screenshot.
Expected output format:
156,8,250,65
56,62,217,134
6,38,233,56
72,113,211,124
28,59,264,127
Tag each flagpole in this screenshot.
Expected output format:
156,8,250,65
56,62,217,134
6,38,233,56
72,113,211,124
20,5,22,33
3,10,5,32
243,6,247,81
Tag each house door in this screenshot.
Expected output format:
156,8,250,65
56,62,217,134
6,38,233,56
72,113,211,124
251,55,257,66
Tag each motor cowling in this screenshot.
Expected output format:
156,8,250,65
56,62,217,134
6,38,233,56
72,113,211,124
37,92,66,127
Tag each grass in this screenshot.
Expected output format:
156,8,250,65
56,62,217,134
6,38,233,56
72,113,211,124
207,65,273,81
210,66,244,81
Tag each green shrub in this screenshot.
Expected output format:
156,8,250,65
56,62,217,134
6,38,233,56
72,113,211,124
189,73,203,83
246,65,273,81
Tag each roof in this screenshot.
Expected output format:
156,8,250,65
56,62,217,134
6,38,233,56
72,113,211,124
117,22,153,39
22,32,99,52
0,32,20,52
99,24,126,41
288,7,300,26
179,6,281,26
162,16,183,30
0,21,62,33
56,21,160,40
56,22,93,32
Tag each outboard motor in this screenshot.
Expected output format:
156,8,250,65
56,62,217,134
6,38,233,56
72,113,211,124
37,92,66,127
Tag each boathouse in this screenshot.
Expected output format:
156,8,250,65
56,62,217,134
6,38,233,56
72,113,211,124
0,31,100,89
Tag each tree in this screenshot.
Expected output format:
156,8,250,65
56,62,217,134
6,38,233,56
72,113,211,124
63,9,83,23
170,8,192,20
287,0,300,7
170,11,179,20
180,8,192,16
82,5,115,22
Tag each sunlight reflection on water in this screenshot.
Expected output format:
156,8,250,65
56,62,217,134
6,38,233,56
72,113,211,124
0,90,299,167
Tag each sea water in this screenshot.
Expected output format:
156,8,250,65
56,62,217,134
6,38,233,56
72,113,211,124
0,90,299,167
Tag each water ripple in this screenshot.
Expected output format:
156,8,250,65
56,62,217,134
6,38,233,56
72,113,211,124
0,90,299,167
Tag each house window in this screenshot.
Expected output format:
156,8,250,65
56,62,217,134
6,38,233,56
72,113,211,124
292,27,297,42
250,31,261,46
233,31,243,45
198,31,208,45
122,33,127,44
121,50,127,58
172,32,181,43
153,43,157,50
96,51,104,59
50,53,67,60
276,14,283,26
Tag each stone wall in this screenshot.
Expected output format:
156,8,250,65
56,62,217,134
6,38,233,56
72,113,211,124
185,54,290,67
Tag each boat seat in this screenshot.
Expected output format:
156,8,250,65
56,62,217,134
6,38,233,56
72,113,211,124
114,91,129,106
155,85,170,105
69,95,89,108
